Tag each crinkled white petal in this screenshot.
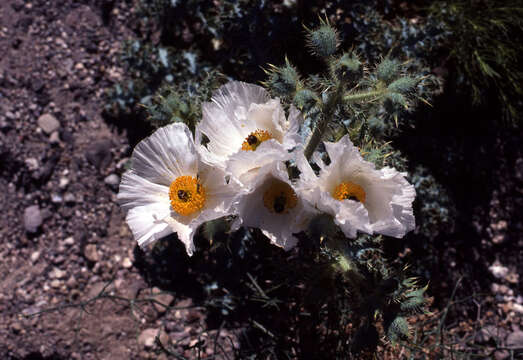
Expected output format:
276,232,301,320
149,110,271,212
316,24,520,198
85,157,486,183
283,105,303,149
118,171,170,210
197,81,270,162
226,139,292,184
125,201,172,248
131,122,198,186
118,122,239,255
365,167,416,238
196,81,302,179
232,161,315,250
296,135,415,238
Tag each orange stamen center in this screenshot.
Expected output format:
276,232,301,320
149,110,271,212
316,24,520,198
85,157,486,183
169,175,206,216
332,181,366,203
263,180,298,214
241,129,272,151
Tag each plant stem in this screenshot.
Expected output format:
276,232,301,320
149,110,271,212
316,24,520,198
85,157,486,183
343,88,387,103
303,84,343,160
303,87,387,160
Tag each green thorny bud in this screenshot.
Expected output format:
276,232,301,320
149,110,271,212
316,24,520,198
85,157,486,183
400,285,428,314
387,316,410,343
293,88,319,112
330,51,363,85
262,57,301,97
305,18,339,58
377,58,401,85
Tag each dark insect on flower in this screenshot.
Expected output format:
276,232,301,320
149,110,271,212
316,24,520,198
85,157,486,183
177,190,190,202
273,193,287,213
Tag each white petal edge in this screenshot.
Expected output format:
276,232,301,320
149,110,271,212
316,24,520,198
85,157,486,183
130,123,198,186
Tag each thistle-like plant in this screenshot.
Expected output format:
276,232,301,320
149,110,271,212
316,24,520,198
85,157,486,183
131,20,433,356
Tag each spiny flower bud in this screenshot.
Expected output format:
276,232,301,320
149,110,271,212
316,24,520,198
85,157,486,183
330,52,363,85
293,88,319,112
377,58,400,84
263,57,301,97
387,316,410,342
387,77,417,94
306,20,339,58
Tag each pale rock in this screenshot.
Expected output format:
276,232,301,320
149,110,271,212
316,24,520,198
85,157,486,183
51,193,63,203
49,131,60,144
151,287,174,313
84,244,100,262
37,114,60,134
506,331,523,349
59,177,70,189
30,251,40,263
489,262,509,279
138,328,159,348
24,205,42,233
122,257,132,269
24,157,39,171
50,267,66,279
64,193,76,203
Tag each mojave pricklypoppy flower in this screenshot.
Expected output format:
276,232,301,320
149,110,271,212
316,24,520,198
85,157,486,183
195,81,302,184
118,123,240,255
232,161,317,250
296,135,416,239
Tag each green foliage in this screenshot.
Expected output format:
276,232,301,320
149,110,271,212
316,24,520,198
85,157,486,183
305,19,340,58
387,316,410,343
388,76,417,94
409,166,456,240
262,58,302,98
293,88,320,112
430,0,523,121
377,58,401,85
329,51,364,86
145,71,225,132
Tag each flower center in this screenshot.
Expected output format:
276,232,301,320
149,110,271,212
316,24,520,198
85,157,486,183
241,129,272,151
263,180,298,214
332,181,366,203
168,175,206,216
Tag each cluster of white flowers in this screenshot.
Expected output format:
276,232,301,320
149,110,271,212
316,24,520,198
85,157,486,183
118,81,415,255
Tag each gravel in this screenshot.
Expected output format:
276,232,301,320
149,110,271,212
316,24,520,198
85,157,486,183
24,205,42,233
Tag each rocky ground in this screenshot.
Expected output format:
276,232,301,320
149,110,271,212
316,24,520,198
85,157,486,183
0,0,521,359
0,1,237,359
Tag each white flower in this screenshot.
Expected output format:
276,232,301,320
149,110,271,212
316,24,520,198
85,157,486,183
195,81,302,183
296,135,415,238
118,123,240,255
232,161,316,250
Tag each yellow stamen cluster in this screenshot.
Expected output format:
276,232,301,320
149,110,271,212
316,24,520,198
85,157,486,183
169,175,206,216
332,181,366,203
241,129,272,151
263,180,298,214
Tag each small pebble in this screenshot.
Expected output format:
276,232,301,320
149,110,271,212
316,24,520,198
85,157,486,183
37,113,60,134
51,193,63,203
122,257,132,269
59,177,70,189
138,328,159,348
84,244,100,262
104,174,120,189
30,251,40,263
64,193,76,203
24,205,42,233
64,236,74,245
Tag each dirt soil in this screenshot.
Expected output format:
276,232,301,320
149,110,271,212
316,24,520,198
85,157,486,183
0,0,521,359
0,1,236,359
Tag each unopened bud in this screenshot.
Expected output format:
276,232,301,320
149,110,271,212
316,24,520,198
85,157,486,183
306,21,339,58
